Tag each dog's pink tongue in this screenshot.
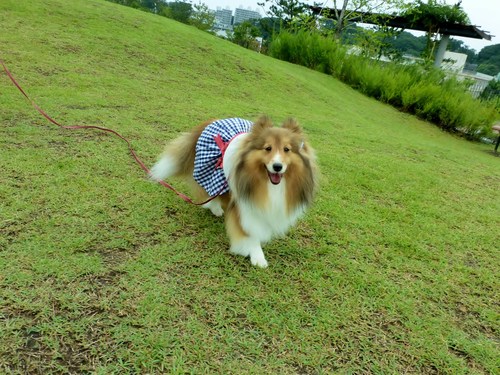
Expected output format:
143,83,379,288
269,172,282,185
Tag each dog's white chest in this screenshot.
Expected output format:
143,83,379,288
239,181,305,242
223,133,305,242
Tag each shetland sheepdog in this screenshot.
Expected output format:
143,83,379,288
150,115,318,267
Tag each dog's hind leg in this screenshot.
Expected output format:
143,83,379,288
188,180,225,217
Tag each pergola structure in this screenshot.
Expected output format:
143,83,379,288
309,6,493,67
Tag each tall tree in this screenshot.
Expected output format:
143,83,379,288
142,0,163,13
106,0,154,11
325,0,405,39
257,17,282,44
402,0,469,61
447,38,477,64
355,25,403,60
166,1,193,24
189,2,215,32
476,44,500,75
229,21,261,50
257,0,308,29
389,31,427,56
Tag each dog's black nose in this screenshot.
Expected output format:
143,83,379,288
273,163,283,172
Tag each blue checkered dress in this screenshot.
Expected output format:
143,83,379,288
193,118,253,196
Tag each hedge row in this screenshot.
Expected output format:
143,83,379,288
269,30,498,139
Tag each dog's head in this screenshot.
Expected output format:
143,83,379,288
245,116,309,185
232,115,317,207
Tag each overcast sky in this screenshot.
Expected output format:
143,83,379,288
201,0,498,53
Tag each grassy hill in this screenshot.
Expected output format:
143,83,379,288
1,0,498,373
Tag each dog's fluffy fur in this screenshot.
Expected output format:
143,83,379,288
150,116,318,267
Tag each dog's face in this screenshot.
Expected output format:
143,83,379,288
245,116,307,186
232,115,317,208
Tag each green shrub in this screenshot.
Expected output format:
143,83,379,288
269,29,345,74
359,61,385,99
337,54,363,88
269,30,499,140
402,82,444,122
380,65,416,107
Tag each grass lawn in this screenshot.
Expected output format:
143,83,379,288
1,0,499,373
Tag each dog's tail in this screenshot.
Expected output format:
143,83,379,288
150,121,211,181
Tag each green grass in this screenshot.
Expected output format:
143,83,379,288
1,0,499,373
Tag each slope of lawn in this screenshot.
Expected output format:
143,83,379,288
0,0,498,373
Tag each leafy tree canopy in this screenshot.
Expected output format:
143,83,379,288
477,44,500,75
166,1,193,24
189,2,215,32
402,0,470,33
257,0,308,29
228,21,261,50
320,0,406,39
401,0,470,61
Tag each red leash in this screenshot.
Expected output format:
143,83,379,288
1,59,221,206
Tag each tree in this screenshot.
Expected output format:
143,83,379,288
325,0,405,39
480,78,500,100
106,0,155,11
447,38,477,64
384,31,478,63
257,0,308,29
165,1,193,24
402,0,470,61
477,44,500,75
355,25,403,60
388,31,426,56
257,17,282,44
229,21,261,50
141,0,163,13
189,2,215,32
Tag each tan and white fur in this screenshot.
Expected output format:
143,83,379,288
150,116,318,267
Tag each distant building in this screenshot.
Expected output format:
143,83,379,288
442,51,467,72
440,51,494,98
233,8,261,25
459,71,495,98
214,8,232,30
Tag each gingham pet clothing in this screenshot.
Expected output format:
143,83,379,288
193,118,253,196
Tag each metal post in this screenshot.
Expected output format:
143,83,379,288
434,34,450,68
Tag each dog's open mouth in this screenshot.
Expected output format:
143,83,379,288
268,171,283,185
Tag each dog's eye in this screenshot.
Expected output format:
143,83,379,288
265,146,272,152
284,147,290,152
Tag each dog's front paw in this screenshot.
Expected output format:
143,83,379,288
250,254,268,268
210,205,224,217
202,200,224,217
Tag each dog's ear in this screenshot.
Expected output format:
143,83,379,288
251,115,273,134
282,118,307,151
281,118,302,134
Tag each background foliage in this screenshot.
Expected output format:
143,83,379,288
269,30,499,138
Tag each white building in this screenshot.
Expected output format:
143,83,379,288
440,51,494,98
214,8,232,30
441,51,467,72
233,8,261,25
